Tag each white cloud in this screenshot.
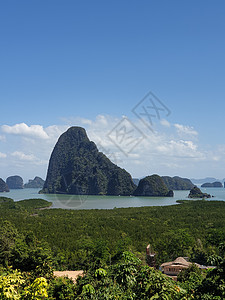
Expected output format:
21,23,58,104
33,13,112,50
71,116,207,176
79,118,93,126
156,140,204,159
96,115,109,126
160,119,171,127
174,123,198,137
2,123,49,139
11,151,36,161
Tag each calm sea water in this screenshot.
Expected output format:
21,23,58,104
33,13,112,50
0,187,225,210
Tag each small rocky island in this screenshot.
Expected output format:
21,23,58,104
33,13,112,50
6,175,24,189
201,181,222,188
24,176,45,188
188,186,211,198
0,178,9,192
133,174,174,197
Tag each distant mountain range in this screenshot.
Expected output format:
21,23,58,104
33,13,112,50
191,177,225,185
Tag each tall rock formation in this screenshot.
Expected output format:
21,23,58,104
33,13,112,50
133,174,174,197
0,178,9,192
6,175,23,189
41,127,136,196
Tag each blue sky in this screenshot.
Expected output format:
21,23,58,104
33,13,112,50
1,0,225,182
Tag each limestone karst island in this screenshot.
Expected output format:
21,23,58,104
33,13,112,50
40,126,195,197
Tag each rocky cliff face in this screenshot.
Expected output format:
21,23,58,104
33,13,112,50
162,176,194,190
0,178,9,192
133,174,174,197
24,176,45,188
6,176,23,189
41,127,136,196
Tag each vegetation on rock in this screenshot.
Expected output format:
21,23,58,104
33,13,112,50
6,175,24,189
162,176,194,190
41,127,136,196
24,177,45,188
0,178,9,192
201,181,223,188
133,174,174,197
188,186,211,198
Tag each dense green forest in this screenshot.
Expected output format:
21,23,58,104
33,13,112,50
1,197,224,268
0,197,224,298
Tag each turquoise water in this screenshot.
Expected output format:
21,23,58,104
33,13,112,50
0,188,224,210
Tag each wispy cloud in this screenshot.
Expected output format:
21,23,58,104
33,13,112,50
11,151,36,161
174,123,198,137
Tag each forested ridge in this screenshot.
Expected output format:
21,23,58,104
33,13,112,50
162,176,194,190
0,197,224,298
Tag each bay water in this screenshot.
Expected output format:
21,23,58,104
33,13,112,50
0,187,225,210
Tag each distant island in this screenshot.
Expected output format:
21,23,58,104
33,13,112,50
132,176,194,193
0,176,45,192
133,175,173,197
201,181,223,188
162,176,194,190
24,176,45,188
6,175,23,189
191,177,225,185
